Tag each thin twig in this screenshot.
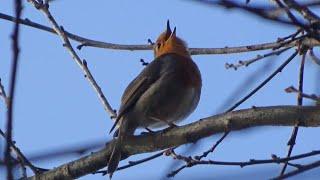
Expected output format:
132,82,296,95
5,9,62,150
285,86,320,102
274,0,320,41
0,129,47,174
272,159,320,180
0,13,319,54
279,50,306,176
283,0,320,24
227,50,299,112
27,0,116,120
5,0,22,179
274,0,302,28
166,149,320,177
0,78,9,108
225,47,291,70
194,131,229,160
198,50,299,159
94,149,168,175
309,48,320,66
194,0,308,28
277,28,302,42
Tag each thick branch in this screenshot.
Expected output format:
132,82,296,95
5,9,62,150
28,105,320,180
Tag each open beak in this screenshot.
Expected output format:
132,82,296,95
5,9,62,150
165,20,176,40
165,20,172,38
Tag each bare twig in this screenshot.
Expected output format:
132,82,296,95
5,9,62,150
216,59,275,113
27,0,116,119
94,149,168,175
0,129,47,174
285,86,320,102
198,0,320,42
283,0,320,24
225,47,291,70
0,13,319,55
274,0,302,28
309,48,320,66
275,0,299,28
277,28,302,42
167,150,320,177
194,0,308,28
0,78,9,108
196,59,274,163
194,131,229,160
5,0,22,179
280,50,306,175
227,50,299,112
272,159,320,180
282,0,320,42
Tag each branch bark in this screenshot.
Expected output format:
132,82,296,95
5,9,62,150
27,105,320,180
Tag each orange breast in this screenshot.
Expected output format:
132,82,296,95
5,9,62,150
181,57,202,88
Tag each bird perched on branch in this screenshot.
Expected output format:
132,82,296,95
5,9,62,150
107,20,202,178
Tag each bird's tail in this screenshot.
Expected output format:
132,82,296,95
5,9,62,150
107,116,132,179
108,137,122,179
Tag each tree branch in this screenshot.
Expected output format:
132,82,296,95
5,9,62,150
0,12,319,55
283,0,320,24
165,149,320,177
272,159,320,180
26,0,116,119
5,0,22,179
27,105,320,180
280,48,307,175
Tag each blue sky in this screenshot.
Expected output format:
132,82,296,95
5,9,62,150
1,0,319,179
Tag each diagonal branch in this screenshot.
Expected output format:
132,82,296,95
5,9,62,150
283,0,320,24
272,159,320,180
27,0,116,119
27,105,320,180
309,48,320,66
280,51,306,175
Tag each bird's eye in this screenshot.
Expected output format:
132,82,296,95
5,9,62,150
157,43,161,49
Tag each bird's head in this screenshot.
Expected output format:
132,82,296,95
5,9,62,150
154,20,190,58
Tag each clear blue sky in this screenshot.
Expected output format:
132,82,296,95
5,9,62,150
1,0,319,179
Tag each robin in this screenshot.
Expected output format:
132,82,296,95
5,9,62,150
107,21,202,178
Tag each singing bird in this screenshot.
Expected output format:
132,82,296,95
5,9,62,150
108,21,202,178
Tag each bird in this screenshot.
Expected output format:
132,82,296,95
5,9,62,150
107,20,202,178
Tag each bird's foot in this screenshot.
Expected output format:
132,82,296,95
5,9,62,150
140,127,155,135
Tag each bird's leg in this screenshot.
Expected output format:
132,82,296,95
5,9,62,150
149,116,178,129
140,127,155,135
145,127,155,133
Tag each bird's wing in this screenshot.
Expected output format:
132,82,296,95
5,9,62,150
109,60,163,133
109,76,149,133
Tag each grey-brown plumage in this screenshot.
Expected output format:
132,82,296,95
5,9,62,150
107,21,202,178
